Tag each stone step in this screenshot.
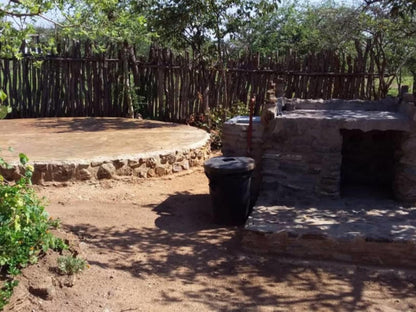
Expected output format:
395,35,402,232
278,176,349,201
243,196,416,267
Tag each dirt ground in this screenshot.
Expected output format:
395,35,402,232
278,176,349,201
5,168,416,312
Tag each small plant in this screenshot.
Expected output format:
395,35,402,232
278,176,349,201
47,216,62,229
57,256,87,275
187,101,250,150
0,90,11,119
0,280,18,310
0,152,67,309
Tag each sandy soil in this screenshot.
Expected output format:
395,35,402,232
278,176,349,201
5,168,416,312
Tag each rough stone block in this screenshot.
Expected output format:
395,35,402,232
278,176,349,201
51,164,76,182
155,166,167,176
97,163,116,179
146,158,157,168
172,164,183,173
147,168,156,178
394,165,416,203
116,165,133,176
181,160,190,170
160,153,176,165
113,159,127,169
133,167,147,178
77,168,92,180
128,159,141,168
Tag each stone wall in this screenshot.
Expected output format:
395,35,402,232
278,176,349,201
262,117,342,201
243,230,416,267
0,142,211,185
222,116,264,197
222,96,416,204
261,99,416,202
286,97,399,111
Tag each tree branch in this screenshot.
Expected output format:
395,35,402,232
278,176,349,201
0,7,41,17
38,14,65,27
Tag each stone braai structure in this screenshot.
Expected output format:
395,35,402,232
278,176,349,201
223,90,416,266
261,97,416,203
224,95,416,203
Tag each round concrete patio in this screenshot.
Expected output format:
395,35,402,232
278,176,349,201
0,118,211,183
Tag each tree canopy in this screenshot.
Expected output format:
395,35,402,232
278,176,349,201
1,0,416,91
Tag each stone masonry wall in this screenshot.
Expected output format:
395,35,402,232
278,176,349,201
0,142,211,185
222,97,416,204
262,117,342,202
222,117,264,197
394,131,416,202
243,229,416,267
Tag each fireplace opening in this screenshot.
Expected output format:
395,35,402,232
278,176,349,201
340,129,404,199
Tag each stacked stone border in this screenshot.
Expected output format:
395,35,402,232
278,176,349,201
0,140,211,185
243,230,416,267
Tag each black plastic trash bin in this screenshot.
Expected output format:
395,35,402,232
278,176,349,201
204,156,255,225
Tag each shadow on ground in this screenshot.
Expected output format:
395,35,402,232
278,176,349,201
34,117,183,133
64,192,416,311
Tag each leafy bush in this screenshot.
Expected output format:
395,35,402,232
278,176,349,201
0,153,67,309
187,102,250,150
0,90,11,119
57,256,87,275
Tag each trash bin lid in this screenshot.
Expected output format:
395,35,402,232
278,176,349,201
204,156,255,175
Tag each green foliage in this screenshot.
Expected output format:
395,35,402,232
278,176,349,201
0,90,10,119
209,102,250,149
188,101,249,149
0,154,67,309
209,102,249,130
58,0,151,50
57,256,87,275
365,0,416,17
0,280,18,311
149,0,279,58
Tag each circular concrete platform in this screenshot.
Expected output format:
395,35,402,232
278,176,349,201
0,118,211,183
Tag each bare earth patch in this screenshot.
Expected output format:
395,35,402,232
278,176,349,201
5,168,416,312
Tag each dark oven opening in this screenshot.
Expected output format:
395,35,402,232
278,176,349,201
340,129,404,199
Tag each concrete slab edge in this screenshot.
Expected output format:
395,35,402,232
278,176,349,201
242,229,416,268
0,134,211,184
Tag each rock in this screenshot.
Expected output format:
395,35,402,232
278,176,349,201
181,160,190,170
189,159,201,167
172,164,183,173
133,167,147,178
77,163,90,169
147,168,156,178
128,160,141,168
146,158,157,168
394,165,416,203
116,165,133,176
197,150,204,159
0,166,21,181
51,164,76,182
155,166,167,176
112,159,126,169
97,163,116,179
63,275,76,287
77,168,92,180
29,276,56,300
167,154,176,164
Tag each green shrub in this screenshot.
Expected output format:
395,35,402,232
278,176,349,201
0,90,10,119
57,256,87,275
0,153,67,309
188,102,250,150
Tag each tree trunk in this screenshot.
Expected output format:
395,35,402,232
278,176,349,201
122,43,134,118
